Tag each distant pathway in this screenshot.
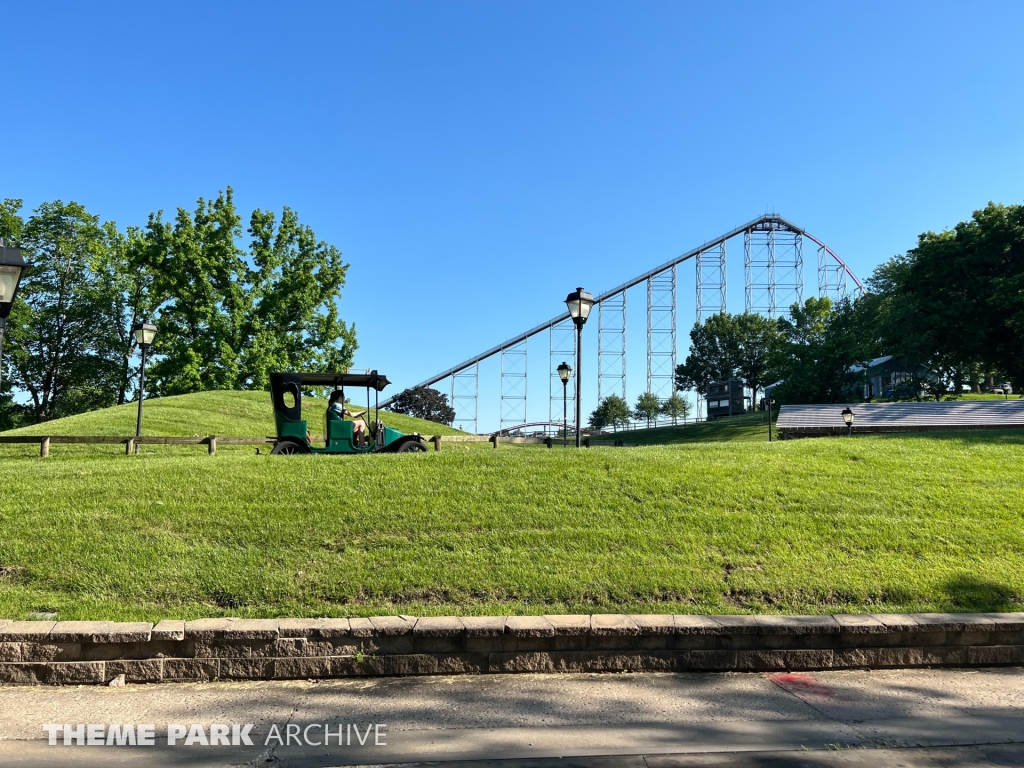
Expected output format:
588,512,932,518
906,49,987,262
1,667,1022,767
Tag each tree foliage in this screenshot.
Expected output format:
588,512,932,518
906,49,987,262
386,386,456,426
674,311,784,404
660,391,692,424
632,391,661,427
0,190,358,424
139,188,357,396
588,394,630,431
865,202,1024,391
1,200,124,421
769,297,875,405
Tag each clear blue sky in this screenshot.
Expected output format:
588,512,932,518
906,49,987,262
3,2,1023,429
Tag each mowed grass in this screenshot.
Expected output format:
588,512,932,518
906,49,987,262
611,412,775,445
0,429,1022,621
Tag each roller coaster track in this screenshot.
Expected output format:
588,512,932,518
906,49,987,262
382,213,863,433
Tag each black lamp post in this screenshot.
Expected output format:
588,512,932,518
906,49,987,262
564,287,595,448
0,241,27,392
133,321,158,453
841,406,854,437
557,361,572,447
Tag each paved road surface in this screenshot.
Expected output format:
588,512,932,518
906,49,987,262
1,667,1022,766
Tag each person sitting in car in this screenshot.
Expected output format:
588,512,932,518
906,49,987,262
327,390,367,446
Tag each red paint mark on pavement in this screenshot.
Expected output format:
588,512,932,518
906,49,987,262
766,672,836,701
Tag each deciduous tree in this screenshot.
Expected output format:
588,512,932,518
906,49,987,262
659,391,692,425
632,391,661,427
386,386,456,426
589,394,630,432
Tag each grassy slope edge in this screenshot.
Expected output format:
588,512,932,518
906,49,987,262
0,428,1021,621
0,390,468,440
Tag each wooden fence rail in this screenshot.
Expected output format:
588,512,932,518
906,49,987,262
0,435,273,457
0,433,626,457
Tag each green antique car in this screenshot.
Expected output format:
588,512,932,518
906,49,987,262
269,371,427,455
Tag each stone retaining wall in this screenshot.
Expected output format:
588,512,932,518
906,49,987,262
1,613,1022,685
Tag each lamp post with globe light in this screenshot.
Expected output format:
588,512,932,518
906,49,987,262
133,321,158,453
0,241,27,391
564,287,594,448
557,361,572,447
842,406,854,437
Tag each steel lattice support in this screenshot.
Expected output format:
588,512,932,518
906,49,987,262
817,245,849,304
597,292,627,403
450,363,479,434
647,268,676,400
381,214,863,435
549,319,577,433
695,242,727,321
500,340,528,432
744,221,803,318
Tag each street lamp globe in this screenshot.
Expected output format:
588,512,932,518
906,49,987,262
557,361,572,383
0,243,27,320
133,321,158,349
564,287,594,327
841,407,854,427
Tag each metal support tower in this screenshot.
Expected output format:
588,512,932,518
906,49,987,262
744,221,803,318
381,214,861,435
549,319,577,434
695,242,727,321
500,339,528,433
597,291,627,403
817,245,849,304
646,268,676,400
450,363,479,434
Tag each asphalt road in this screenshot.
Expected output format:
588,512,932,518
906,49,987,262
0,667,1022,767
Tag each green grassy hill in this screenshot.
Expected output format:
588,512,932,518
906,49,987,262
605,412,775,445
0,428,1022,621
1,390,468,440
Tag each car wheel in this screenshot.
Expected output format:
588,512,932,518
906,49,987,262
397,440,427,453
271,440,310,455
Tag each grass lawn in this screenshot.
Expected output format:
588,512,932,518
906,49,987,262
0,424,1022,621
607,412,775,445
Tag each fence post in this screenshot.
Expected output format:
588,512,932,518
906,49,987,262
491,435,499,449
40,437,50,458
432,435,441,452
545,437,552,449
125,438,134,455
208,436,217,456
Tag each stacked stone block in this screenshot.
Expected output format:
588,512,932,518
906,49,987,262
0,613,1021,685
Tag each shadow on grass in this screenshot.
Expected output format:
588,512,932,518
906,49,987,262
942,574,1021,612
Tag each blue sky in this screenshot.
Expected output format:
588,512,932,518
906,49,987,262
3,2,1023,430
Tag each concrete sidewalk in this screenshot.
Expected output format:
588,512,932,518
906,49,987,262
1,667,1022,767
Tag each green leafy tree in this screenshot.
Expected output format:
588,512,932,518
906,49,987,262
589,394,630,432
386,386,456,426
660,391,692,424
93,225,164,405
867,202,1024,392
734,312,784,407
632,391,661,427
771,297,874,404
674,311,785,404
3,200,123,421
674,313,738,396
139,188,357,395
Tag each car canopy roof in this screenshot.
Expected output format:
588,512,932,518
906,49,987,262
271,371,391,391
270,372,391,422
